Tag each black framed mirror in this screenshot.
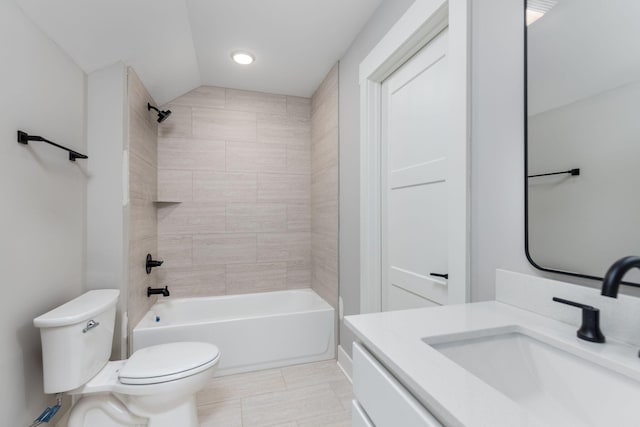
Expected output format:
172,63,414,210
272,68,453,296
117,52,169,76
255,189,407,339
524,0,640,286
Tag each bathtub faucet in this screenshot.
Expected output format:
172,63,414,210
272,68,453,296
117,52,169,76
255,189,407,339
147,286,170,298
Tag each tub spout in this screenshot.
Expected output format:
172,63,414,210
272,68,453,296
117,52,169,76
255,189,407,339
147,286,170,298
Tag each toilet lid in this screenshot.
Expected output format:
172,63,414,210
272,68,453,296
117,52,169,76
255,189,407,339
119,342,220,385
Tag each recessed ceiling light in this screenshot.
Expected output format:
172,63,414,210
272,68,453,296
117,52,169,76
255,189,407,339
232,52,255,65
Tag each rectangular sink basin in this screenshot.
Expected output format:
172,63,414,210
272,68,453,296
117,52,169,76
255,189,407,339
426,330,640,426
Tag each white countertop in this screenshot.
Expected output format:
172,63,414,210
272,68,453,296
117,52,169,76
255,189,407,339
345,301,640,427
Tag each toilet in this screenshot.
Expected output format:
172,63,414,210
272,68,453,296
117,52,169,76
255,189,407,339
33,289,220,427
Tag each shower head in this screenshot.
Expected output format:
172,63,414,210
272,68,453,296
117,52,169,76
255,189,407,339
147,103,172,123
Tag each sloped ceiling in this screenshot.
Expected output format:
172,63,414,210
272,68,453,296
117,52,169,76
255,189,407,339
16,0,383,104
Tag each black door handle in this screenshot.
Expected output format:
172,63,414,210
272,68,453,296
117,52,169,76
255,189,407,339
430,273,448,279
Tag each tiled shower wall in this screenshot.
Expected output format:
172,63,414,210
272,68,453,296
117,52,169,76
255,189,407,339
156,87,312,297
127,68,159,337
311,65,339,309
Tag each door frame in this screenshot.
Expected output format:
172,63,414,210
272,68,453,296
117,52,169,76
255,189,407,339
359,0,470,313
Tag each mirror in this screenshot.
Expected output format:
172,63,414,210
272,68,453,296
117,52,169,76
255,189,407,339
525,0,640,285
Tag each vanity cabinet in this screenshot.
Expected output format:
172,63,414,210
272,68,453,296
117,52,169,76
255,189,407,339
352,342,443,427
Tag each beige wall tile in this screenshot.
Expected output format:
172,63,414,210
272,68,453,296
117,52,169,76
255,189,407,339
312,232,338,266
287,261,312,289
155,84,316,300
130,199,157,241
226,88,287,114
158,104,192,138
311,127,339,175
257,113,311,146
286,96,312,119
158,235,193,268
128,236,158,330
169,86,225,109
157,202,225,235
193,234,257,265
310,64,339,309
193,171,257,203
128,69,158,166
193,108,257,142
158,137,226,171
311,259,338,308
157,265,226,298
259,173,310,204
226,262,287,294
311,200,338,236
130,153,157,201
311,64,338,117
258,232,311,263
128,68,158,344
226,204,287,233
311,165,338,205
129,69,156,125
129,109,157,166
287,204,311,232
226,142,286,173
158,169,193,202
286,145,311,174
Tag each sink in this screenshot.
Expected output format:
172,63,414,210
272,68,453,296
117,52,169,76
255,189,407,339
425,329,640,426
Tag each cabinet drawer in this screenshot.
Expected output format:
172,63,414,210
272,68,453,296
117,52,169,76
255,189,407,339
353,342,443,427
352,400,375,427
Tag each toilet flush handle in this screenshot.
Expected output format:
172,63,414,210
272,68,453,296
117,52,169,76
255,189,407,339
82,320,100,333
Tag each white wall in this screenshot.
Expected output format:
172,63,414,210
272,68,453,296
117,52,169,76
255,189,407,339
341,0,638,344
0,1,86,424
528,81,640,283
469,0,640,299
469,0,538,301
339,0,416,356
86,62,128,358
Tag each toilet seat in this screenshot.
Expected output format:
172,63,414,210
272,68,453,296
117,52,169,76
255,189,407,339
119,342,220,385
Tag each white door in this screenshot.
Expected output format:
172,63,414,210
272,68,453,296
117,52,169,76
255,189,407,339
381,29,452,311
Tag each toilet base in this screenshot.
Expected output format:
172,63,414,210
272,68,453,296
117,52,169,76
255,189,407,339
68,395,146,427
67,394,199,427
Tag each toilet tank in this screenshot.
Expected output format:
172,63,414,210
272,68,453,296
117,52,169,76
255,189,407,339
34,290,120,393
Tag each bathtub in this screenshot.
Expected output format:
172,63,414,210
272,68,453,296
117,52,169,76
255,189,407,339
132,289,335,376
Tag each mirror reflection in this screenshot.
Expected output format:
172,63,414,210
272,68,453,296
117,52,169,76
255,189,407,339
526,0,640,283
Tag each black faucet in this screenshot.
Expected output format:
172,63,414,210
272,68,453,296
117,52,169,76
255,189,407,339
601,256,640,298
553,297,605,343
146,254,164,274
147,286,170,298
601,256,640,357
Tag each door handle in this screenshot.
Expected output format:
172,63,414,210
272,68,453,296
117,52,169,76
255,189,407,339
430,273,448,280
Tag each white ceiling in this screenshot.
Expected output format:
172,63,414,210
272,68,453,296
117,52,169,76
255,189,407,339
16,0,383,105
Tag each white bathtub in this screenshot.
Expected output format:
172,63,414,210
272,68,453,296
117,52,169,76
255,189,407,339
132,289,335,376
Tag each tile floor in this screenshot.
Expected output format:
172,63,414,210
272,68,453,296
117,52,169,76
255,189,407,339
196,360,353,427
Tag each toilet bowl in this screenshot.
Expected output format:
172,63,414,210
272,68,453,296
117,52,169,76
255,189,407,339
34,290,220,427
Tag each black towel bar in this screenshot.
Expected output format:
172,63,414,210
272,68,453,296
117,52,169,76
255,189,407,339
17,130,88,162
528,168,580,178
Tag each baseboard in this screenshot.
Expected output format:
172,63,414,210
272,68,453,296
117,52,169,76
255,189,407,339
337,345,352,382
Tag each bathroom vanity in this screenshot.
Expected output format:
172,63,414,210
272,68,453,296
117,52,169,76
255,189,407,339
346,270,640,426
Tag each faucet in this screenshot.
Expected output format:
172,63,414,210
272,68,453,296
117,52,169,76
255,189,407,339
146,254,164,274
147,286,170,298
601,256,640,298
